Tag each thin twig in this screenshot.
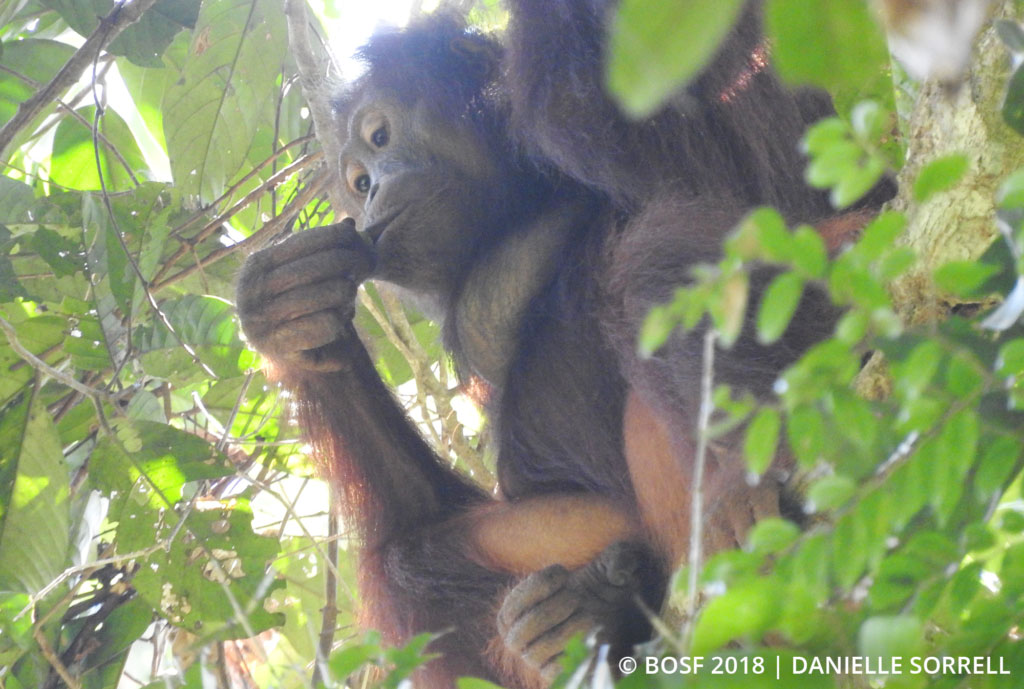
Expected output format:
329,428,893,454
682,329,716,651
165,134,315,240
151,151,323,286
312,498,341,687
33,628,81,689
0,0,160,159
150,172,329,291
0,315,114,402
0,65,139,184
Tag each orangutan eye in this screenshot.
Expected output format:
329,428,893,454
371,126,389,148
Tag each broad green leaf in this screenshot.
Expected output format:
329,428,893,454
998,338,1024,377
807,475,856,512
832,155,886,209
944,350,983,397
893,340,943,400
858,616,924,661
39,0,199,68
90,420,230,504
0,177,41,227
713,270,749,346
832,511,869,591
330,644,378,682
802,117,848,155
855,211,906,260
997,167,1024,208
691,578,783,654
870,554,929,611
129,496,283,638
791,225,828,279
1004,64,1024,136
0,390,69,594
0,39,75,129
163,0,288,200
457,679,508,689
747,207,791,263
606,0,744,118
787,405,826,467
638,304,675,357
28,228,83,278
135,295,256,380
757,272,804,344
50,106,147,192
744,407,780,475
913,154,969,202
766,0,889,97
0,592,32,648
974,436,1021,499
850,101,888,140
934,260,1001,296
747,517,799,555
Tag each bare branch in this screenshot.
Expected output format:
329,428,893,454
681,329,716,651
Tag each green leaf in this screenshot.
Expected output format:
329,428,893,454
457,679,508,689
744,407,780,476
90,420,230,504
998,338,1024,377
832,155,886,209
712,271,749,347
766,0,889,95
28,228,83,278
691,578,783,654
638,304,675,358
0,177,42,227
135,295,256,380
893,340,943,400
0,39,75,130
997,19,1024,52
163,0,288,200
855,211,907,260
606,0,745,118
997,167,1024,208
0,390,70,594
787,405,826,467
850,101,888,140
944,350,983,397
0,592,32,648
40,0,199,68
805,139,861,188
934,260,1001,296
791,225,828,279
757,272,804,344
50,106,147,191
802,117,849,155
858,616,924,661
329,643,378,681
913,154,969,202
807,475,856,512
749,207,792,262
974,435,1021,499
747,517,799,555
1003,64,1024,137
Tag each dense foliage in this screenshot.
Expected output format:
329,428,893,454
0,0,1023,688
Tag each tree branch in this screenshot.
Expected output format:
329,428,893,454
0,0,160,159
